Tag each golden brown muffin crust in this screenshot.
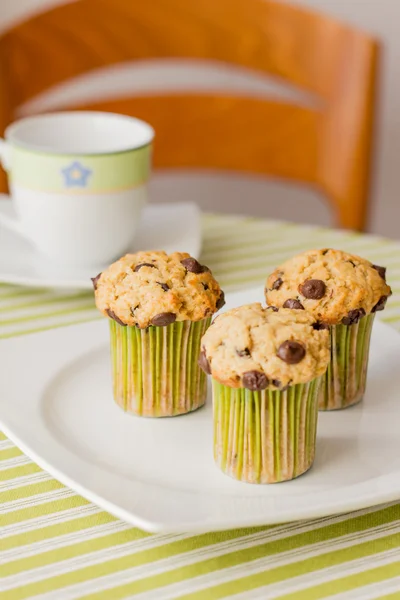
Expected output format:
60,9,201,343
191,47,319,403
93,251,224,328
265,248,392,325
200,304,330,390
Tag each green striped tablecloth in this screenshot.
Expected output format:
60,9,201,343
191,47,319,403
1,214,400,600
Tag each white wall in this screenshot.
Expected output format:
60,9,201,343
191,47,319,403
1,0,399,237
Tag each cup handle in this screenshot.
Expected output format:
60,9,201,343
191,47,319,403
0,140,25,237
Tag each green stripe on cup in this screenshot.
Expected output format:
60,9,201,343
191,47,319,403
9,144,151,193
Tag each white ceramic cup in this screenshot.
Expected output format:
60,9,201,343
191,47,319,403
0,111,154,267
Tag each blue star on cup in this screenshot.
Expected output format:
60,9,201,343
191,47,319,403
61,161,92,187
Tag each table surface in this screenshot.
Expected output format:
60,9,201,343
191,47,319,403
2,214,400,600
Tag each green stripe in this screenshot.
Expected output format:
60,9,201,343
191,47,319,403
0,447,23,461
0,463,43,480
204,239,335,267
0,302,95,325
4,528,151,576
0,314,101,339
201,226,308,255
0,288,48,301
1,496,90,526
378,590,400,600
0,480,65,504
382,314,400,323
2,512,118,551
276,561,400,600
178,536,400,600
385,299,400,308
0,292,92,313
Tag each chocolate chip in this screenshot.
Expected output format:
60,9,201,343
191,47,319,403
266,306,279,312
273,379,291,391
283,298,304,310
216,291,225,310
106,309,126,326
202,282,209,291
242,371,269,391
181,257,205,274
299,279,326,300
91,272,102,291
198,349,211,374
312,321,329,330
134,263,156,272
157,282,169,292
271,278,283,290
372,295,388,312
321,249,329,255
151,312,176,326
372,265,387,280
341,308,366,325
277,341,306,364
236,348,251,357
130,304,140,317
272,381,290,392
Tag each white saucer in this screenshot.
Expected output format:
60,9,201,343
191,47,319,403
0,197,201,289
1,286,400,533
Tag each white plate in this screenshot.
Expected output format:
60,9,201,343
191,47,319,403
0,197,201,289
1,286,400,533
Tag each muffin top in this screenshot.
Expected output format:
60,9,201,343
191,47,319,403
265,248,392,326
93,251,225,328
199,303,330,390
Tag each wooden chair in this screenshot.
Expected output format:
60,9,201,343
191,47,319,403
0,0,379,230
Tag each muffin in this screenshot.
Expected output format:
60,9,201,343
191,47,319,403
265,248,392,410
199,304,330,484
93,251,225,417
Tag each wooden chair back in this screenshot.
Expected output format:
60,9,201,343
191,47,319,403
0,0,380,230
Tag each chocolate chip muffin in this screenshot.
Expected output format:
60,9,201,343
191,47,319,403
93,251,224,328
93,251,224,417
199,303,330,484
265,248,392,410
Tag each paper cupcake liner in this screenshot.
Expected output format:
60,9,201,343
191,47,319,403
319,314,375,411
212,377,322,484
109,318,211,417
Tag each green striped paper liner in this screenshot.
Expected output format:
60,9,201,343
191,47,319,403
212,377,322,484
109,318,211,417
319,314,375,411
